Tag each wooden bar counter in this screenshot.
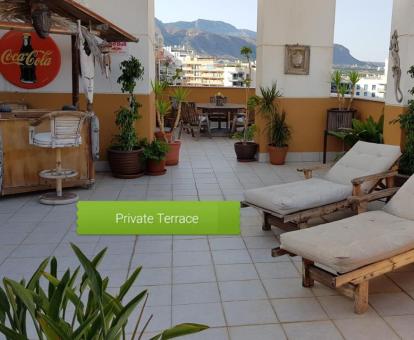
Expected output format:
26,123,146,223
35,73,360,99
0,109,95,196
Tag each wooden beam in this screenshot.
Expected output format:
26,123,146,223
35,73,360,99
0,21,74,35
71,35,80,108
335,249,414,287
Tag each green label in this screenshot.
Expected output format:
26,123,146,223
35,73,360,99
77,201,240,235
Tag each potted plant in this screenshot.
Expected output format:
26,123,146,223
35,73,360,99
329,70,360,118
233,46,258,162
143,139,169,176
166,86,189,165
250,84,291,165
233,124,258,161
108,56,145,179
330,115,384,147
152,80,172,142
393,66,414,186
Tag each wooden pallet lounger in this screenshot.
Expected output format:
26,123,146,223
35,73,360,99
242,141,402,231
274,175,414,314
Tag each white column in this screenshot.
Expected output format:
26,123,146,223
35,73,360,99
256,0,336,97
86,0,156,95
385,0,414,107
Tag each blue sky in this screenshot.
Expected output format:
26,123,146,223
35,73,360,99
155,0,393,62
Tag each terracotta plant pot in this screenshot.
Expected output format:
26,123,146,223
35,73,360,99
166,141,181,166
268,145,288,165
107,148,145,179
234,142,258,162
146,159,167,176
155,131,172,143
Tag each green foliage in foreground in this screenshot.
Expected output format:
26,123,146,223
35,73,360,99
0,244,208,340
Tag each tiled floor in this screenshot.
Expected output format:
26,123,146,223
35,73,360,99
1,136,414,339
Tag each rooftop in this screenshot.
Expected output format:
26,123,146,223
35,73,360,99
1,137,413,339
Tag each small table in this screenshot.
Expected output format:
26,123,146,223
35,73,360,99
196,103,246,136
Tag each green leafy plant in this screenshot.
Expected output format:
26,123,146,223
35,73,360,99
0,244,208,340
332,70,343,109
392,66,414,175
347,71,361,110
171,87,190,133
233,124,256,142
248,84,290,146
152,80,170,138
112,56,144,151
331,114,384,147
143,139,170,161
270,111,291,147
331,70,361,111
239,46,254,143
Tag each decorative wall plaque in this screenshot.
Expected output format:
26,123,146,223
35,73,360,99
284,45,310,75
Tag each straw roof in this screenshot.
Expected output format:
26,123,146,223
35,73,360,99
0,0,137,42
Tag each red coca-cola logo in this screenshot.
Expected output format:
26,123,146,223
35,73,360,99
0,31,61,89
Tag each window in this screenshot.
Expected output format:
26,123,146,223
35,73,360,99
356,91,360,96
364,92,368,96
372,93,376,98
372,85,376,91
364,84,368,91
356,85,361,90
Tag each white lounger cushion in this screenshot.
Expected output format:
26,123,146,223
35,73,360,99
244,178,352,215
384,175,414,221
281,210,414,273
243,141,401,216
325,141,401,192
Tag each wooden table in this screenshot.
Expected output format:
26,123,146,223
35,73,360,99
196,103,245,136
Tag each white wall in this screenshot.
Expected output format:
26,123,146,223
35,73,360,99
385,0,414,106
256,0,336,97
0,0,155,95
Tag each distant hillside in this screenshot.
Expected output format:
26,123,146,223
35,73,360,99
333,44,384,68
156,18,256,59
156,18,383,67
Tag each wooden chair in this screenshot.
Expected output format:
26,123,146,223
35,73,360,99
323,109,356,163
179,102,211,140
30,111,89,205
230,108,254,134
209,96,228,129
275,175,414,314
242,142,401,232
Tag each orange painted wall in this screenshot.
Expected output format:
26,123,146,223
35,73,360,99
384,104,405,146
0,92,155,160
1,87,394,158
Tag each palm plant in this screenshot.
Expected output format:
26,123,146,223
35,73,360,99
347,71,361,110
332,70,343,109
172,87,190,133
239,46,254,143
249,84,288,146
152,80,169,137
270,111,291,147
0,244,208,340
155,98,171,139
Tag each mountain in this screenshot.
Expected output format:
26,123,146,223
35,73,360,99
333,44,384,68
156,19,256,59
156,18,383,67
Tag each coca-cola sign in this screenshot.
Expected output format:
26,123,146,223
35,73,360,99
0,31,61,89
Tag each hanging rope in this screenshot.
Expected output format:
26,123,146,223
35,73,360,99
390,30,404,103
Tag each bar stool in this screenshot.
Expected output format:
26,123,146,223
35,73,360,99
29,111,88,205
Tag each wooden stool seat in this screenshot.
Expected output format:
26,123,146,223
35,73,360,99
30,111,88,205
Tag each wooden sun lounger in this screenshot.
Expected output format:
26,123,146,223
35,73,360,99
273,185,414,314
242,165,399,231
